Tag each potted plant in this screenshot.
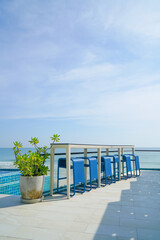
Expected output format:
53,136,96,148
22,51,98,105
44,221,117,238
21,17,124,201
13,134,60,203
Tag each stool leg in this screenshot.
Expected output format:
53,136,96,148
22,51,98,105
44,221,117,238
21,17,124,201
105,173,107,185
73,184,75,196
118,162,119,180
90,179,92,190
57,163,60,192
73,168,75,196
110,175,112,183
122,162,124,178
90,165,92,190
114,162,116,182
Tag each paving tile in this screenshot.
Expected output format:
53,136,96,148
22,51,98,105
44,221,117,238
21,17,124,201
86,223,137,238
117,237,137,240
0,223,20,236
120,217,160,231
0,237,31,240
134,207,160,220
75,212,120,225
65,231,116,240
137,228,160,240
8,225,64,240
39,219,88,233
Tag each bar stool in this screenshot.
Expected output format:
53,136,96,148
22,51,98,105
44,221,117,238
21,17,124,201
101,156,113,185
84,157,98,190
72,156,98,190
113,155,119,181
57,157,85,196
121,154,132,179
108,155,119,182
135,155,140,176
126,154,140,176
101,155,119,182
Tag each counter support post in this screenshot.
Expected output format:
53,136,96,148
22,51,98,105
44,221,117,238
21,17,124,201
118,148,121,181
132,147,135,175
50,146,55,196
98,148,101,187
84,148,88,186
66,146,71,199
121,148,124,175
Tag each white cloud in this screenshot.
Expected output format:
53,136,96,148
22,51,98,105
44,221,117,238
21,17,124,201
1,0,160,147
120,3,160,41
1,0,160,126
55,63,115,82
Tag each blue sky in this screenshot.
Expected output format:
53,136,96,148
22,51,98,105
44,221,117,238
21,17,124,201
0,0,160,147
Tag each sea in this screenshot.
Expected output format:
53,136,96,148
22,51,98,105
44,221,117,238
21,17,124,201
0,147,160,170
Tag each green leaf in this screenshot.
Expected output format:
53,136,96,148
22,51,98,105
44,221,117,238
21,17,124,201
50,134,60,143
13,137,49,176
29,137,39,146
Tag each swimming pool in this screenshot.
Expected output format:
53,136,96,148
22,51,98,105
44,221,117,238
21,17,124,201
0,170,52,195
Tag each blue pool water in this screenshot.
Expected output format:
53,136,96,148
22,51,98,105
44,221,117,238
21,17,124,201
0,170,51,195
0,170,16,174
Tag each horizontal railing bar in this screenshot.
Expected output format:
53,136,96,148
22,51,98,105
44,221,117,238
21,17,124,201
44,149,160,156
46,149,160,156
140,168,160,171
135,149,160,152
140,162,160,164
45,150,119,156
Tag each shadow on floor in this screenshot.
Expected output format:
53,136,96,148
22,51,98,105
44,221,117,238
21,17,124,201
0,192,69,208
0,195,23,208
91,171,160,240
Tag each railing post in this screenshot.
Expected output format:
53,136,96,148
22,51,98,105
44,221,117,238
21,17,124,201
118,148,121,181
106,148,109,155
50,145,55,196
66,145,71,199
98,148,101,187
84,148,88,186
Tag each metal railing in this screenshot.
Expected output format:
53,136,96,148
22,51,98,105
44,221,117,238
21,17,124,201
50,148,160,171
135,149,160,170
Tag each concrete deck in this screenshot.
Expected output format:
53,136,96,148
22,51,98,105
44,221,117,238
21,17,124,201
0,170,160,240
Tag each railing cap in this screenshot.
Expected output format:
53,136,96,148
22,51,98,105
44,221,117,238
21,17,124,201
50,143,135,148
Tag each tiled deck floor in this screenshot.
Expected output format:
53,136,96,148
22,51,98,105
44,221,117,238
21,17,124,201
0,170,160,240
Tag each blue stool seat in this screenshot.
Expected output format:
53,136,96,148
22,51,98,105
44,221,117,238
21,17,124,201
101,156,113,185
135,155,140,176
85,157,98,190
75,157,98,190
121,155,132,179
72,158,85,195
57,157,85,196
125,154,140,177
105,155,119,182
113,155,119,181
